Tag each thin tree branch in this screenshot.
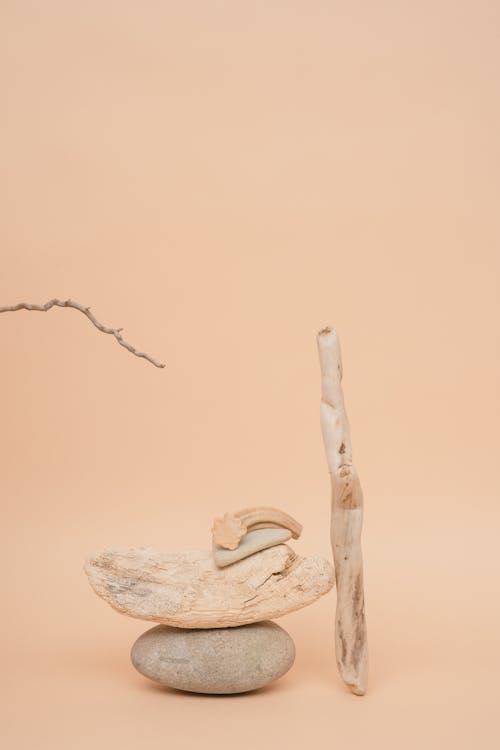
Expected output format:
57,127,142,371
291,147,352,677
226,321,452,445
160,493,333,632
0,298,165,368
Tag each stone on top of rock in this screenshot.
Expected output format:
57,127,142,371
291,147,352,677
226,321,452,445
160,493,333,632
85,544,334,629
213,527,292,568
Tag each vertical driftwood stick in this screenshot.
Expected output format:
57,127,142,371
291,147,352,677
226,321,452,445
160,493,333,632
317,326,368,695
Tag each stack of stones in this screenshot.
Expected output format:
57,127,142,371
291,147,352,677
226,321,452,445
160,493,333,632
85,506,334,694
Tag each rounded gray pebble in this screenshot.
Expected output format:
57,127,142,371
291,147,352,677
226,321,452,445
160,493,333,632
131,620,295,694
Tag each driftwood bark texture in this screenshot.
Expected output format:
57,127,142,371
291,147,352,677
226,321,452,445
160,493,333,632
317,326,368,695
85,545,334,628
0,298,165,367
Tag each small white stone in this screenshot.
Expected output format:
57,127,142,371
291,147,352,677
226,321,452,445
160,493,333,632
213,527,292,567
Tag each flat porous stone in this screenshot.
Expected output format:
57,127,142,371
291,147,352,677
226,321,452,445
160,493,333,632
131,621,295,694
213,527,292,567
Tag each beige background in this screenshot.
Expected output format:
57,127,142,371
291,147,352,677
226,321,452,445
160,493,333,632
1,1,499,748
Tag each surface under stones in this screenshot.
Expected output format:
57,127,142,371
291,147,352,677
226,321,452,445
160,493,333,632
131,621,296,694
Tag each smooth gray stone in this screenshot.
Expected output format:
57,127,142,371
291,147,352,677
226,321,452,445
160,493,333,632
131,621,295,694
213,527,292,568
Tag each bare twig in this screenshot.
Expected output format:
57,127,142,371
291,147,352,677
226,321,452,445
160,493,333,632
0,298,165,368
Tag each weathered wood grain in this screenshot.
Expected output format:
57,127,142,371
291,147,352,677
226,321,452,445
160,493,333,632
85,545,334,628
317,326,368,695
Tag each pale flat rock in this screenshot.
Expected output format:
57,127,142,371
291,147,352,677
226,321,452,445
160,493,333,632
131,621,295,694
213,527,292,568
85,544,334,628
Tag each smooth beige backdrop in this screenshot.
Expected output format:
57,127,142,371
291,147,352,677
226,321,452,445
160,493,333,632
1,2,499,748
